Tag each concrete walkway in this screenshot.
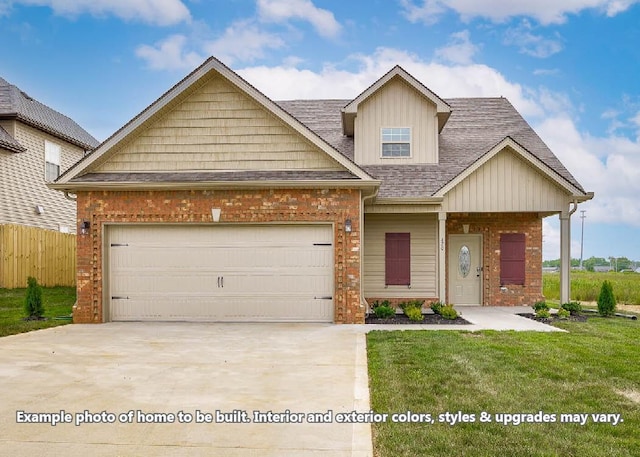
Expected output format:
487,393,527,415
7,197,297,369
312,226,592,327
362,306,566,332
0,308,561,456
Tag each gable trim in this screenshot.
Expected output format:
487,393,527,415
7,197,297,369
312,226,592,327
342,65,451,136
56,57,374,186
435,136,589,199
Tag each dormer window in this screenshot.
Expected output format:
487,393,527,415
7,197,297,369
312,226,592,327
381,127,411,157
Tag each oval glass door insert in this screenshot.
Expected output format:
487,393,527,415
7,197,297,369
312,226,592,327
459,245,471,278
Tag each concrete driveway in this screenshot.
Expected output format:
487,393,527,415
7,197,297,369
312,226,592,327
0,323,372,456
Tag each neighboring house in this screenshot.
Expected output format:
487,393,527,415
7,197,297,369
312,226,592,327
51,58,592,324
0,77,98,233
594,265,613,273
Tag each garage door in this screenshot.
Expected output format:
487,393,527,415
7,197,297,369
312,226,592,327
108,224,334,322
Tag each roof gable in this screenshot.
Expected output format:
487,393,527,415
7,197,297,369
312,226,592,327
440,142,584,212
341,65,451,136
0,77,98,150
436,137,588,199
57,58,374,187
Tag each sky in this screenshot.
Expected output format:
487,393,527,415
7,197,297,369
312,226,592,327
1,0,639,263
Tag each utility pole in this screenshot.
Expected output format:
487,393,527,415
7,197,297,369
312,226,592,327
579,210,586,270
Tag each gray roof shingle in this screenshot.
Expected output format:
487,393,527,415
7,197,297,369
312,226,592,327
0,76,98,150
277,97,585,198
71,170,359,183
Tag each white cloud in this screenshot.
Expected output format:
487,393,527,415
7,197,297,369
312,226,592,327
542,217,582,260
257,0,341,38
136,34,203,70
203,20,285,65
435,30,479,64
400,0,640,25
503,20,563,57
10,0,191,25
238,47,543,118
535,115,640,227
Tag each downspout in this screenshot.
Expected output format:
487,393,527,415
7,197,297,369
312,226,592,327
569,199,578,216
360,187,379,314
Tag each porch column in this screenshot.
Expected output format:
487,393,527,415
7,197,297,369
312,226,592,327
560,211,571,304
438,212,447,302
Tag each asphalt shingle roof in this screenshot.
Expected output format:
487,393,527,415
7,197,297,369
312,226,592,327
277,97,585,198
0,76,98,150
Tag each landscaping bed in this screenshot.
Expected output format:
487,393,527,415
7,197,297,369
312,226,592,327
517,312,588,323
366,312,470,325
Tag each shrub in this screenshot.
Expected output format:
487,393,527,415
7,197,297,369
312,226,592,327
373,305,395,319
405,306,424,322
440,305,458,320
25,277,44,319
372,300,391,309
532,301,549,312
400,300,423,312
535,308,551,319
430,301,445,315
561,301,582,316
556,308,570,319
597,280,616,317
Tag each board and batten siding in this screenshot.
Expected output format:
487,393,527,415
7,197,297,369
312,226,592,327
0,121,83,232
364,213,437,298
354,77,438,166
442,149,571,213
94,76,343,173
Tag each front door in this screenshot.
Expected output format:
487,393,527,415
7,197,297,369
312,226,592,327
448,234,482,305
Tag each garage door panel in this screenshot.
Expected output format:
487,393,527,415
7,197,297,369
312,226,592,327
109,225,334,322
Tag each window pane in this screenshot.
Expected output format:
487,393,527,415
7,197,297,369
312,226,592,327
45,162,60,182
382,143,410,157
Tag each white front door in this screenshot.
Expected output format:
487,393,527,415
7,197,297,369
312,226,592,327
448,234,482,305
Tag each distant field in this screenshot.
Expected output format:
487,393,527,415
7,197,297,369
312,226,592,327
543,271,640,305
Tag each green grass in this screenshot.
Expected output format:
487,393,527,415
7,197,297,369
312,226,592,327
0,287,76,337
544,271,640,305
367,318,640,456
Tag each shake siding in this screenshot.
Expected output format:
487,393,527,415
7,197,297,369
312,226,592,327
354,77,438,165
95,76,342,173
443,149,570,212
0,122,83,232
364,213,437,297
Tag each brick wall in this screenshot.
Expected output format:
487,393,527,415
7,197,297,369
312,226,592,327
446,213,544,306
75,188,363,324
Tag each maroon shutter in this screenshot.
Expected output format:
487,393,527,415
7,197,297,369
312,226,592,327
385,233,411,285
500,233,526,285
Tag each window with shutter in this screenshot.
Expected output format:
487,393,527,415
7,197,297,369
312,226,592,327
500,233,526,285
385,233,410,286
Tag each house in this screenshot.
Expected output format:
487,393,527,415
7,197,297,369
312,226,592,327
51,58,592,324
594,265,613,273
0,77,99,233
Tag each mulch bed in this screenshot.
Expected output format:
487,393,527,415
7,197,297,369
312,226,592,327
517,313,588,324
365,313,470,325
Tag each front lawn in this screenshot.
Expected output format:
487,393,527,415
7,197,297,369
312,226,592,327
0,287,75,337
368,318,640,456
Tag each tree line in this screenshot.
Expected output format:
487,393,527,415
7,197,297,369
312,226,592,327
542,257,638,272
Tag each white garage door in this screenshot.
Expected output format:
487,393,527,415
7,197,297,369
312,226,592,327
108,224,334,322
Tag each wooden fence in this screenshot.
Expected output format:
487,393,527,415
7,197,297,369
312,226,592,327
0,224,76,288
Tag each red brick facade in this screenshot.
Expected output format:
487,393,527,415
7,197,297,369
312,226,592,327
75,188,363,324
446,213,544,306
